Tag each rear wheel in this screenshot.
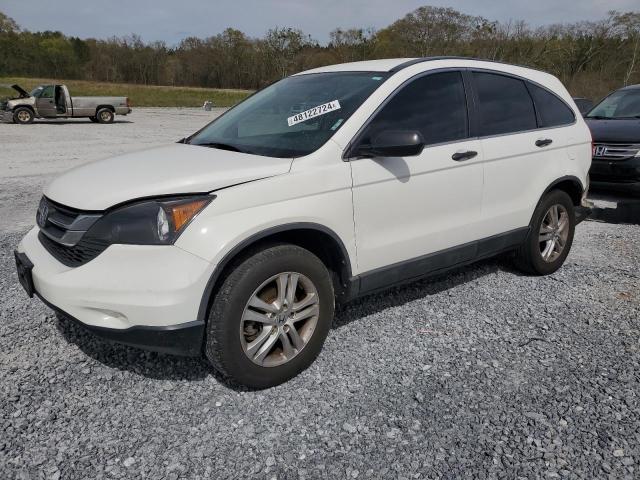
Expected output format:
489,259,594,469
13,107,34,125
89,116,99,123
96,108,114,124
205,244,334,389
514,190,575,275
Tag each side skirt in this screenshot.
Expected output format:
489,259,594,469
347,227,529,300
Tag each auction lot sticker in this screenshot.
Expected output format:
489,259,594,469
288,100,341,127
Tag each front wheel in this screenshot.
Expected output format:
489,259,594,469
89,116,99,123
13,107,34,125
205,244,335,389
514,190,576,275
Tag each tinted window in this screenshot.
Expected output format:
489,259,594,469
474,72,537,136
362,71,468,147
528,83,574,127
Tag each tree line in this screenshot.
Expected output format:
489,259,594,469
1,6,639,99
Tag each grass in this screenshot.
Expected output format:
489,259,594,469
0,77,253,107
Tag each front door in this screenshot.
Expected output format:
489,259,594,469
35,85,57,117
349,70,484,286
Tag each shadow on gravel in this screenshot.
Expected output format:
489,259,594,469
51,256,513,387
588,192,640,225
334,257,509,328
28,119,134,125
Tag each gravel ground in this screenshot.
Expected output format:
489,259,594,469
1,110,639,479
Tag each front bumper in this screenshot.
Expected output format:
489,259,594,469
44,296,204,356
16,226,215,356
589,157,640,191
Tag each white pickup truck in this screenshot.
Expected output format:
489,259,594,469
1,84,132,124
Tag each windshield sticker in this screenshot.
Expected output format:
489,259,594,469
287,100,341,127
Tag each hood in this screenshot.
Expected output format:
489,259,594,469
10,84,30,98
44,144,293,210
586,118,640,143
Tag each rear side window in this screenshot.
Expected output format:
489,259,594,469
362,71,468,147
527,83,575,127
473,72,537,136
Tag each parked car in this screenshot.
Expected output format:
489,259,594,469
572,97,594,115
15,58,592,388
585,84,640,193
1,84,131,124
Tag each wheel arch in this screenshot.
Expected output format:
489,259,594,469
196,223,353,325
542,175,584,206
95,105,115,115
13,104,35,112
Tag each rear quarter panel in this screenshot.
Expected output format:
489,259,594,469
70,96,129,116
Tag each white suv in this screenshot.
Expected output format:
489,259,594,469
15,58,592,388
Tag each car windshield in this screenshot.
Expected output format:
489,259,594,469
586,89,640,119
188,72,390,158
30,86,44,98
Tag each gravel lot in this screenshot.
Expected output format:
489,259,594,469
1,109,639,479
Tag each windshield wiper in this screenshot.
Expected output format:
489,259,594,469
586,115,609,120
193,142,247,153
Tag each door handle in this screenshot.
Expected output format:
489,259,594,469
451,150,478,161
535,138,553,147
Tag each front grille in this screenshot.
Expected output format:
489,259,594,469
37,197,106,267
39,231,109,267
593,143,640,161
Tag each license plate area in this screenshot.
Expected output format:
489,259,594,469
14,250,34,298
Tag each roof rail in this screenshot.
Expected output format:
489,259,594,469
389,56,548,74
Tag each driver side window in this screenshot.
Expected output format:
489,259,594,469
40,86,54,99
361,71,469,147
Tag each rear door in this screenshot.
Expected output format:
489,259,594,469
470,71,570,238
35,85,57,117
350,70,484,280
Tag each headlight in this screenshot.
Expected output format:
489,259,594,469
85,195,213,245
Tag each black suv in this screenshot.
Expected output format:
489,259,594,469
585,84,640,193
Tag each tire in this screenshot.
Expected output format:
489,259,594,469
205,244,335,389
89,116,99,123
95,108,114,124
13,107,34,125
514,189,576,275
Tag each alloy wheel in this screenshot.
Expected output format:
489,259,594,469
538,204,569,262
240,272,319,367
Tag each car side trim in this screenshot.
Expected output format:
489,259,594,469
348,227,529,299
542,175,585,203
196,222,353,324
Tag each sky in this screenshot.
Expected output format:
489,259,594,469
1,0,638,45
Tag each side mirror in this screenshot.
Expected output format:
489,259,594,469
355,130,424,158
